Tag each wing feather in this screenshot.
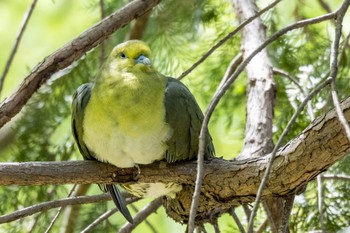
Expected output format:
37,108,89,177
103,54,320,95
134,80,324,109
164,77,215,163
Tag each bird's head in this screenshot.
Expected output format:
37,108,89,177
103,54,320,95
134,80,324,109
108,40,152,72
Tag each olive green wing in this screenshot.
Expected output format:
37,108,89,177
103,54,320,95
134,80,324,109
164,77,215,163
71,83,95,161
71,83,133,223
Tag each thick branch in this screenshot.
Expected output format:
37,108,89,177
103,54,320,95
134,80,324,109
0,0,161,128
1,95,350,223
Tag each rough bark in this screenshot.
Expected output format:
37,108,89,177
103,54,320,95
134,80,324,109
231,0,275,160
0,0,161,128
1,96,350,222
231,0,282,231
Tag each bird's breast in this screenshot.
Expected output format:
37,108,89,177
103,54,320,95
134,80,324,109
82,81,171,168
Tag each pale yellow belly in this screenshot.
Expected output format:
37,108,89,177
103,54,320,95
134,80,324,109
83,113,171,168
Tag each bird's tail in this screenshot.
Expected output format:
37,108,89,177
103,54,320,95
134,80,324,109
106,184,133,223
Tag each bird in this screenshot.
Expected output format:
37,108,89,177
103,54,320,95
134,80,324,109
71,40,215,223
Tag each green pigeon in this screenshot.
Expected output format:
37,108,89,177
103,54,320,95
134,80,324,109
71,40,215,223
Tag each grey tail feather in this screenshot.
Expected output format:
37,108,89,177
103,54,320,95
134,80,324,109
106,184,133,223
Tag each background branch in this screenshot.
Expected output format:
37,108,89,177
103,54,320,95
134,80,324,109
0,193,138,224
0,0,38,95
119,197,163,233
0,0,161,128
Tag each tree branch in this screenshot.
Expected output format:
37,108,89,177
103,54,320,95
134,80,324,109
0,194,110,224
0,193,138,224
0,0,161,128
119,197,163,233
0,0,38,95
1,94,350,223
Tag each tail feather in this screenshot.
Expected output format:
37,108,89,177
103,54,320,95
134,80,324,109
106,184,133,223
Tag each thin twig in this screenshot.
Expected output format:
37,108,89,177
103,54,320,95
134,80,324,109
230,208,246,233
212,218,220,233
329,0,350,142
0,192,137,224
81,208,119,233
99,0,106,67
242,205,251,221
273,68,315,120
322,174,350,181
338,32,350,66
247,78,332,232
0,0,38,95
129,204,158,233
189,8,337,233
196,224,207,233
262,202,277,233
44,184,77,233
317,175,325,232
177,0,281,81
317,0,332,13
186,2,282,232
217,53,243,91
255,219,269,233
279,195,295,233
118,197,163,233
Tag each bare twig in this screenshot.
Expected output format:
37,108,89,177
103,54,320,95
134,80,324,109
0,0,161,128
129,204,158,233
230,208,246,233
60,184,91,233
177,0,281,81
212,218,220,233
318,0,332,13
317,175,325,232
273,68,315,120
329,0,350,142
338,32,350,66
0,0,38,95
280,195,295,233
99,0,106,67
0,192,137,224
118,197,163,233
322,174,350,181
0,194,108,224
44,184,77,233
255,219,268,233
242,205,251,221
187,2,282,232
217,53,243,91
196,224,207,233
81,208,119,233
262,202,277,232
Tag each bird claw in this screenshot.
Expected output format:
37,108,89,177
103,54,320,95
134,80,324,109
135,164,141,175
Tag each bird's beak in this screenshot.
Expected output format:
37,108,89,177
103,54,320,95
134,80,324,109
135,55,151,66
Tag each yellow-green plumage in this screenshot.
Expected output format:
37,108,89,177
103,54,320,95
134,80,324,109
71,40,215,223
83,42,171,167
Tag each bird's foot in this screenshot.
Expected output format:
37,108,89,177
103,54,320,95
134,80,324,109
135,164,141,175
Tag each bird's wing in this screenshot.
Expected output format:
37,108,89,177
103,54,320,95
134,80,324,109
164,77,215,163
71,83,133,223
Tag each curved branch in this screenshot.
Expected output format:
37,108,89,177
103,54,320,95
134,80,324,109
0,0,161,128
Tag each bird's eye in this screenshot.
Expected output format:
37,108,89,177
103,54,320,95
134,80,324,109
120,52,126,59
